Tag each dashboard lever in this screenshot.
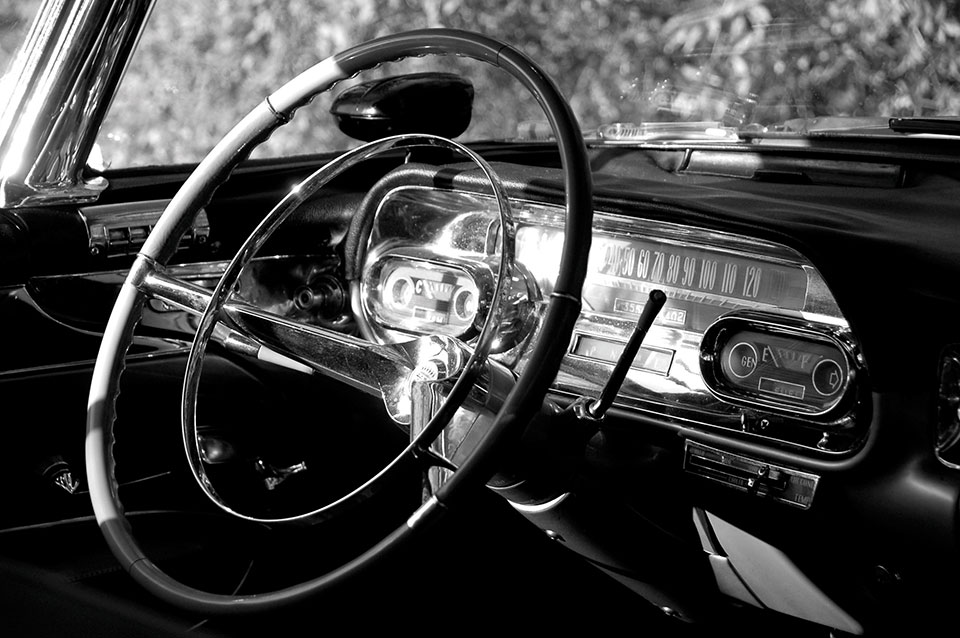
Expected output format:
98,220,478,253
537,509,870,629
586,289,666,420
255,459,308,491
489,290,667,505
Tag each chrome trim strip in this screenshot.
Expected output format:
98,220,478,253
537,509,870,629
0,0,156,207
0,344,191,380
369,186,864,455
509,492,570,513
81,199,210,258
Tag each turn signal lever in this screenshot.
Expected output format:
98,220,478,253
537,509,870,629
490,290,667,504
581,289,666,421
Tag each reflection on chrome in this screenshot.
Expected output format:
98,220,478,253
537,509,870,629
0,0,155,207
368,186,866,454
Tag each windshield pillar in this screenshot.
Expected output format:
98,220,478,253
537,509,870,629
0,0,155,209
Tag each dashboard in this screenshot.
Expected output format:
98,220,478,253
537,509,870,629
357,185,869,469
7,144,960,635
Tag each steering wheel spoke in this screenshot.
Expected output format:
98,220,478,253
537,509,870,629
222,302,408,398
408,354,517,496
138,265,316,375
223,302,483,425
140,263,459,420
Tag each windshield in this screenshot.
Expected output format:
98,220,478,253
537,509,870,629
15,0,958,168
0,1,41,87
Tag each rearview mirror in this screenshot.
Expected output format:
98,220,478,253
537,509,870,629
330,72,474,142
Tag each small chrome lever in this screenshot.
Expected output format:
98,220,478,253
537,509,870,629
38,456,81,495
255,459,308,490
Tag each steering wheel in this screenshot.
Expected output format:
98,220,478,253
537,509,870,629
86,29,592,614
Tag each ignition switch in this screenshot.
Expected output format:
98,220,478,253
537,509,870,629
293,275,346,318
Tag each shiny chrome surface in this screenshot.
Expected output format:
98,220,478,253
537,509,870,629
409,356,515,495
935,348,960,470
0,282,188,377
699,311,864,420
40,457,82,495
138,255,497,525
139,258,479,423
139,269,213,315
363,186,537,356
0,0,156,208
366,187,862,454
255,459,309,491
410,375,453,494
53,471,81,495
170,134,524,525
684,441,821,509
80,199,210,257
20,253,348,377
223,301,412,410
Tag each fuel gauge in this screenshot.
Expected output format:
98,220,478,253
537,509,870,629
701,312,859,418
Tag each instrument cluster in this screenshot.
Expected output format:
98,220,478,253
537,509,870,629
359,186,869,455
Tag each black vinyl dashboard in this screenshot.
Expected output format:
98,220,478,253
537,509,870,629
4,143,960,633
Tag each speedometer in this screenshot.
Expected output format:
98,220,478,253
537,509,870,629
585,235,808,331
517,227,810,334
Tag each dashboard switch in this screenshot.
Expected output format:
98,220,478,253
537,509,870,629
684,441,819,509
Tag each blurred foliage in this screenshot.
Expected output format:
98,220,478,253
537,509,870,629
0,0,40,70
3,0,960,167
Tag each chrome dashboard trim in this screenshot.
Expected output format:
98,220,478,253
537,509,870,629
508,492,570,513
367,186,864,455
79,199,210,258
698,311,864,420
0,345,191,380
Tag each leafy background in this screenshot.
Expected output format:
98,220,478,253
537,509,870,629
3,0,960,168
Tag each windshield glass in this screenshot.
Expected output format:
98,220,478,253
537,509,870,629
0,1,41,85
85,0,960,168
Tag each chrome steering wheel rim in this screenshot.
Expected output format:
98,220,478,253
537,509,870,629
182,133,517,525
86,28,593,614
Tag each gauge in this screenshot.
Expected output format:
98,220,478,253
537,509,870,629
700,312,858,418
363,255,484,338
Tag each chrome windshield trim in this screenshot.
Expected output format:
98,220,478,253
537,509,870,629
0,0,156,208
